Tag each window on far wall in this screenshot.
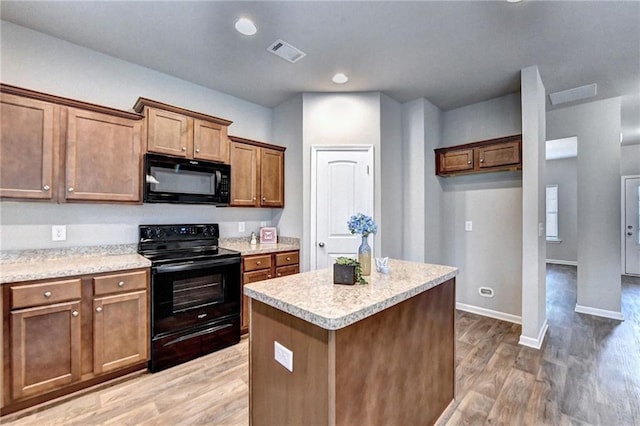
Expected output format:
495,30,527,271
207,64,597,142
546,185,559,241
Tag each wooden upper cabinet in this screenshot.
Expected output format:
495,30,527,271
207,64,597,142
65,108,142,202
260,148,284,207
146,107,192,157
435,134,522,177
134,98,232,163
0,93,57,200
229,136,285,208
230,142,259,206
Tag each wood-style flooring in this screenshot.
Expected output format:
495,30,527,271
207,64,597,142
3,264,639,425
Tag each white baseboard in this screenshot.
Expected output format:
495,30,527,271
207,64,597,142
546,259,578,266
519,319,548,349
575,304,624,321
456,303,522,324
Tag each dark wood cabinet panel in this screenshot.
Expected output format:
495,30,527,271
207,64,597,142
194,118,229,163
435,134,522,177
230,142,259,207
146,107,192,157
0,93,58,200
261,148,284,207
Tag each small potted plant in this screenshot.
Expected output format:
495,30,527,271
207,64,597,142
333,257,367,285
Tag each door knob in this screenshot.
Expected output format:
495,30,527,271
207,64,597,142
318,242,325,247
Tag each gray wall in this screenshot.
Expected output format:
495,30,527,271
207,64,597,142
621,144,640,176
439,93,523,318
545,157,578,263
423,100,444,265
380,94,404,260
547,97,622,315
0,22,276,250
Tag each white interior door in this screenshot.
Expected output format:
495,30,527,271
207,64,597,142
311,147,374,270
624,176,640,275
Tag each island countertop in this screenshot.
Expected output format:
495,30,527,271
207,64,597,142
243,259,457,330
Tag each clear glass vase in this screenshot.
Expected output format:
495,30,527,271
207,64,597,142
358,234,371,276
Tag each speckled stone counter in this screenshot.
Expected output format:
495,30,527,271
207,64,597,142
247,258,458,425
219,236,299,256
244,258,457,330
0,244,151,284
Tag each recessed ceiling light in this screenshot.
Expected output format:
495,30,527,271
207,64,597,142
332,73,348,84
235,18,257,36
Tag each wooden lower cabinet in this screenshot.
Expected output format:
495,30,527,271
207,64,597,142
2,269,149,414
241,250,299,334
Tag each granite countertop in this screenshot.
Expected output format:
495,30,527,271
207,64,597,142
244,259,458,330
219,237,299,256
0,245,151,284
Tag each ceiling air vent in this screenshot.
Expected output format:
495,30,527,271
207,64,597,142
267,39,306,64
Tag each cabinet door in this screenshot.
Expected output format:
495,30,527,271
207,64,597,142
0,94,57,200
478,141,520,169
275,264,299,278
146,107,193,157
194,119,229,163
230,142,259,206
439,149,474,174
10,301,81,399
93,290,148,374
65,108,142,202
260,148,284,207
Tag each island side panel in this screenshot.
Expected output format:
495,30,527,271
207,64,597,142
334,278,455,426
249,299,330,426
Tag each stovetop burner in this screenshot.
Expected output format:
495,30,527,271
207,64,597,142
138,224,240,264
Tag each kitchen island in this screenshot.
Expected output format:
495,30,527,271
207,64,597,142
243,259,458,426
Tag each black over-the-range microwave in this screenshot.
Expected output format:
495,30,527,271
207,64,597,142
143,153,231,205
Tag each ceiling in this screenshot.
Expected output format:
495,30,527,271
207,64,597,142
1,1,639,144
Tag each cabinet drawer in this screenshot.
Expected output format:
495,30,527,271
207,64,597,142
244,269,272,283
11,279,82,309
275,265,299,278
243,255,272,272
275,251,299,267
94,270,147,296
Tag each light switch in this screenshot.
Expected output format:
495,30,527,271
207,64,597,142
465,221,473,232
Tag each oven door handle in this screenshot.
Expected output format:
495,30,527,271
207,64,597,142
153,257,240,273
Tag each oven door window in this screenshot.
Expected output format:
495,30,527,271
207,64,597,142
152,262,240,337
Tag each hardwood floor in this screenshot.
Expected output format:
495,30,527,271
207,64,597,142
3,264,639,425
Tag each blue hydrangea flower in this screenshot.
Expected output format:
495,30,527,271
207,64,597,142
347,213,378,236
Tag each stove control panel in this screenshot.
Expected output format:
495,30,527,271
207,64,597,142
139,224,219,242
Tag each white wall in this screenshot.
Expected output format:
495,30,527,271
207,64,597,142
621,144,640,176
0,22,276,250
520,66,547,347
301,92,382,270
380,94,403,260
439,93,523,319
548,97,623,317
545,157,578,263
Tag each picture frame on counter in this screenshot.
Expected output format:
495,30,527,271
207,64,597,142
260,227,277,244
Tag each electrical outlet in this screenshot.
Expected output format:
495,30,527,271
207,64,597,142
274,341,293,372
465,221,473,232
52,225,66,241
238,222,245,232
479,287,495,298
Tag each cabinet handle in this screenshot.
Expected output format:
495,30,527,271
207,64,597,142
480,159,484,163
256,261,261,265
253,197,256,201
286,257,291,261
263,197,266,201
467,160,472,165
43,184,50,191
267,274,272,279
118,281,125,287
72,311,79,317
195,147,200,153
44,291,52,298
181,147,187,151
68,187,74,192
96,306,103,313
277,273,282,277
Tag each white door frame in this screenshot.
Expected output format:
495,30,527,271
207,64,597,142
622,174,640,275
310,145,374,270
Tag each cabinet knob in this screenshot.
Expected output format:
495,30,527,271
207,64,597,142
118,281,125,287
195,147,200,153
181,146,187,151
253,197,256,201
467,161,472,165
72,311,79,317
256,261,261,265
480,159,484,163
43,184,50,191
44,291,52,298
263,197,266,201
286,257,291,261
68,187,74,192
267,274,272,279
277,273,282,277
96,306,103,313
